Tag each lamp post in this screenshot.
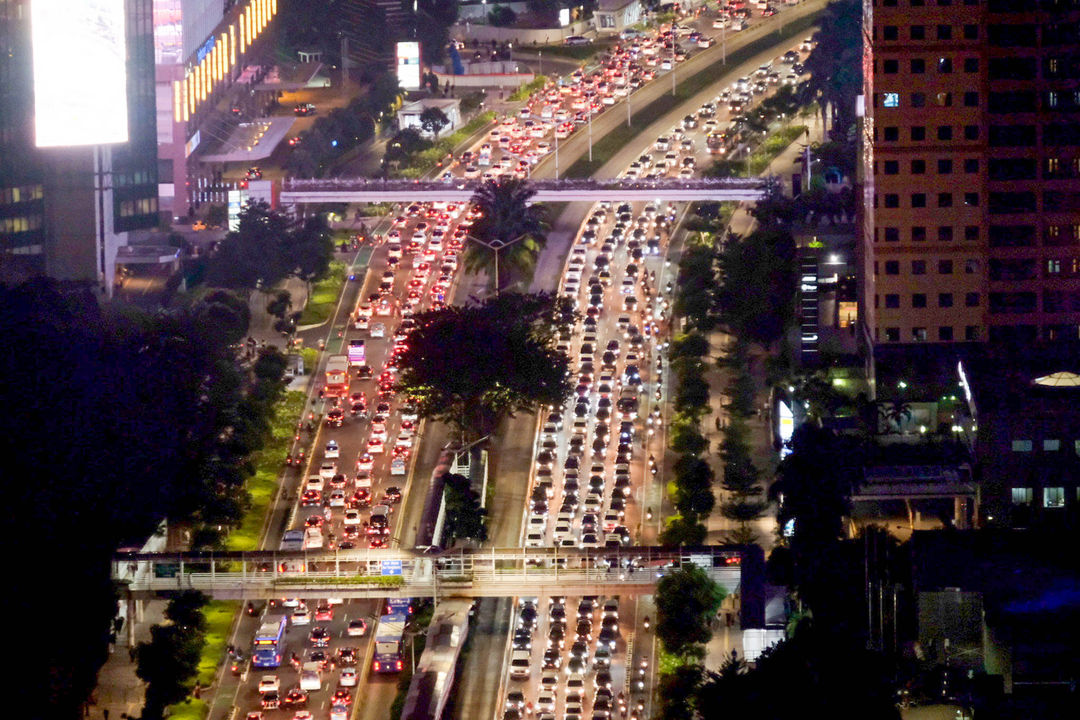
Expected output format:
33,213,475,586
469,234,526,295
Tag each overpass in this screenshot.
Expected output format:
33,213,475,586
113,545,751,600
279,177,768,205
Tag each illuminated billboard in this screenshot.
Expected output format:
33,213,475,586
397,41,421,91
32,0,130,147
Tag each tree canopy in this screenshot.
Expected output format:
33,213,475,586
395,292,574,441
464,178,549,292
420,106,451,139
655,566,726,656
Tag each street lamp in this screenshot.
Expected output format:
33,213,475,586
468,234,527,295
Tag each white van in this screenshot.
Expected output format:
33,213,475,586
510,650,532,679
300,662,322,691
303,527,324,550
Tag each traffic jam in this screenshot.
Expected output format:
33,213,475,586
501,32,814,720
238,3,811,718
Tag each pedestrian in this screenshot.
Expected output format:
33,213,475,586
103,710,109,720
129,647,137,663
715,416,721,432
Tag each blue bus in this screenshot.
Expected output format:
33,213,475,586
252,616,288,668
372,599,412,673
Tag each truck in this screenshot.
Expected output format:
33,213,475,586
347,339,366,368
324,355,349,398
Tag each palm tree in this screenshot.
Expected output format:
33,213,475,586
800,0,863,136
878,397,912,434
464,178,548,294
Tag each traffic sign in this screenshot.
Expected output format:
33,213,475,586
381,560,403,576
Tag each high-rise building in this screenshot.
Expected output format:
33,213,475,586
862,0,1080,346
0,0,159,292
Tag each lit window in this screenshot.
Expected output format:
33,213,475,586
1011,487,1033,505
1011,440,1033,452
1043,487,1065,508
1044,439,1061,451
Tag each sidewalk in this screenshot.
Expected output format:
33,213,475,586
93,601,166,720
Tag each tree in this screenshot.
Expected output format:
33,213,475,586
488,4,517,26
206,200,291,290
673,242,718,331
465,178,549,293
395,292,573,441
442,473,488,542
135,591,208,719
801,0,863,135
267,289,293,320
670,418,708,456
655,566,726,655
288,214,334,293
419,106,451,139
670,331,709,360
659,517,707,547
878,396,912,434
715,225,797,348
673,456,716,520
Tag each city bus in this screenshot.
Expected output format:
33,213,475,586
372,598,413,673
252,616,288,668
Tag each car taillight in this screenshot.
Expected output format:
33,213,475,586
396,661,403,670
373,662,380,671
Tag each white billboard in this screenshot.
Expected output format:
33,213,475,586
397,41,421,91
32,0,130,147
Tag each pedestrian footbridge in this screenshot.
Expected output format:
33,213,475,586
279,177,767,205
113,546,748,600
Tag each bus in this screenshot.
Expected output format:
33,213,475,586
372,598,412,673
347,339,366,368
324,355,349,398
252,616,288,668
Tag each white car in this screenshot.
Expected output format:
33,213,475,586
391,457,407,476
355,470,373,488
257,675,280,694
354,314,369,331
305,475,324,493
370,322,386,338
319,463,337,480
368,438,385,454
324,440,339,459
344,509,361,526
356,453,374,472
339,667,358,687
291,607,312,625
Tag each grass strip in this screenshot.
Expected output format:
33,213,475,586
509,75,548,102
399,111,498,178
297,260,348,325
746,124,808,174
226,390,307,551
532,40,616,61
165,698,208,720
564,11,820,178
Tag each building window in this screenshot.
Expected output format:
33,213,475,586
1044,439,1061,451
1012,440,1033,452
964,58,979,73
885,261,900,275
913,293,928,308
963,24,978,40
938,159,953,174
885,227,900,242
911,59,926,74
939,57,953,73
965,159,979,173
885,194,900,208
939,326,954,341
965,192,979,206
937,25,952,40
884,160,899,175
939,226,955,242
1048,259,1062,274
912,126,926,141
1075,440,1080,456
912,92,926,107
965,226,979,241
913,260,927,275
885,327,900,341
938,126,953,141
912,327,928,341
912,159,926,174
939,192,953,207
939,293,954,307
964,92,979,107
884,126,899,141
965,125,979,140
913,193,927,208
884,25,898,40
885,294,900,308
965,325,979,340
966,259,980,274
939,260,954,274
966,292,980,306
883,59,899,74
910,25,925,40
1011,487,1033,505
935,92,953,107
1044,487,1066,508
913,226,927,242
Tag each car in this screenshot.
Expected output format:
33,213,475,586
346,618,369,636
339,667,358,687
291,607,311,625
337,647,358,666
324,440,340,459
371,322,386,338
357,453,375,471
315,603,333,621
261,692,280,709
258,675,280,694
294,102,316,116
282,687,308,708
246,166,263,180
564,35,591,46
319,463,337,480
309,626,330,647
332,689,352,706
